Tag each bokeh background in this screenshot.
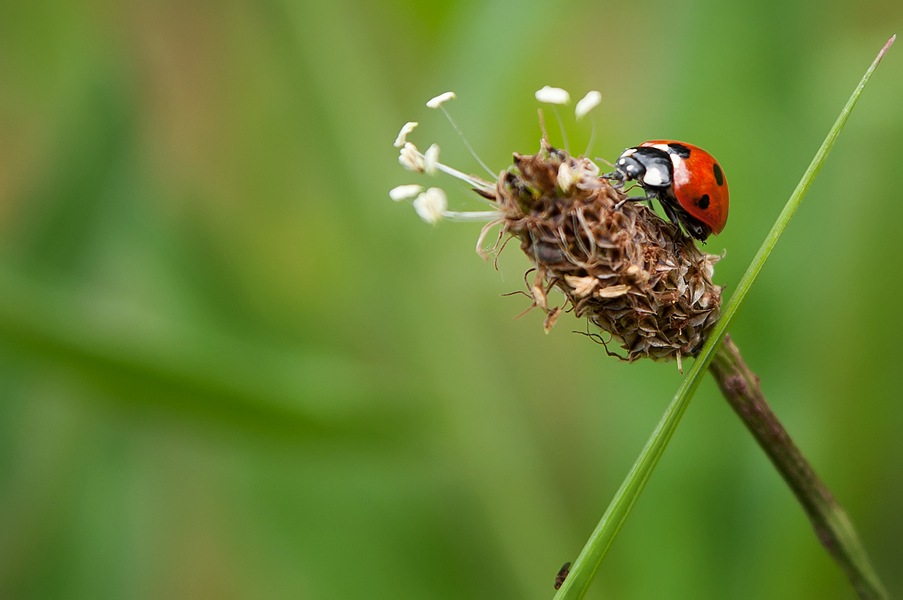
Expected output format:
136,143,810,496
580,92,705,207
1,1,901,598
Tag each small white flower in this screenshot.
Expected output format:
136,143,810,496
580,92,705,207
579,158,600,177
426,91,456,109
423,144,440,175
413,188,448,224
531,282,548,310
393,121,418,147
565,275,599,298
596,284,631,299
557,162,576,193
399,142,424,172
575,91,602,119
389,184,424,202
535,86,570,105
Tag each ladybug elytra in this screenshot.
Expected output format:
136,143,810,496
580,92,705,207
605,140,729,241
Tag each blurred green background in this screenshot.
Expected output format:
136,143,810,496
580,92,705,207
1,1,901,598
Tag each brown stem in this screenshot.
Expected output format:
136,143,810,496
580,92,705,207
709,334,887,599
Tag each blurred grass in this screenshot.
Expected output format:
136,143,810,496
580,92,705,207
0,0,901,598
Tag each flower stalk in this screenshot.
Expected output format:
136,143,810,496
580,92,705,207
710,335,887,599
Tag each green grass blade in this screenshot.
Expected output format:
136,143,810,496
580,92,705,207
554,35,895,599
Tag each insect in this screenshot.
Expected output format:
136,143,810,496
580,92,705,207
605,140,729,241
554,561,571,590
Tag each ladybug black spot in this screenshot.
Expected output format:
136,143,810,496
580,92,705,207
712,163,724,186
697,194,710,209
667,143,691,159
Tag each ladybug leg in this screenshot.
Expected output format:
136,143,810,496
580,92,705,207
660,199,684,230
660,201,711,242
657,202,686,255
614,191,657,211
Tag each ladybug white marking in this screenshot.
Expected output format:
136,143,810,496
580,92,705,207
642,165,667,187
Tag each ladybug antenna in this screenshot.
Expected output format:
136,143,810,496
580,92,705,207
596,156,615,169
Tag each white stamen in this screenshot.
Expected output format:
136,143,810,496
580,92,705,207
575,91,602,119
399,142,424,172
413,187,448,224
423,144,440,175
432,162,495,194
443,210,503,222
389,184,424,201
535,86,570,105
393,121,418,148
426,91,456,109
434,102,495,178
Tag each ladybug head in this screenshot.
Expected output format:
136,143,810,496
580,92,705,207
605,146,675,192
604,154,643,184
624,156,647,179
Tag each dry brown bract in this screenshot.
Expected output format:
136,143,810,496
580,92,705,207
488,141,722,362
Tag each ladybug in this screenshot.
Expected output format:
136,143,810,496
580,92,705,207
605,140,729,241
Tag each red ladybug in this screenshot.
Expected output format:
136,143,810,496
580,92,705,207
605,140,729,241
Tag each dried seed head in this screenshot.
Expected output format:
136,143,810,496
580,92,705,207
389,91,722,363
490,141,722,362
